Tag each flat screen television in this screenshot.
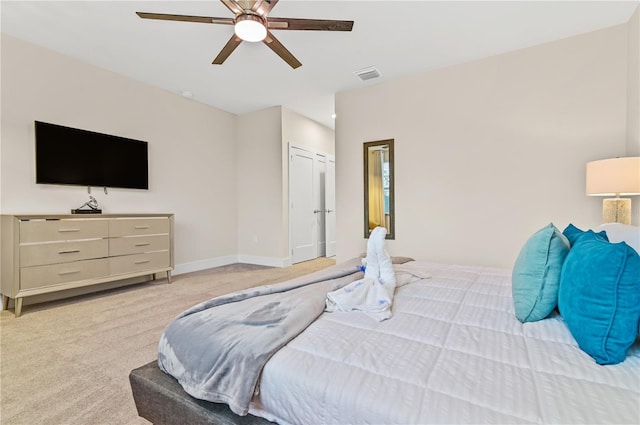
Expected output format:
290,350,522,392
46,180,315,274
35,121,149,190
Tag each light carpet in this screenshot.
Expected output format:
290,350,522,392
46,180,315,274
0,258,335,425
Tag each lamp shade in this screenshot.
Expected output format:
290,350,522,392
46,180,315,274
586,157,640,196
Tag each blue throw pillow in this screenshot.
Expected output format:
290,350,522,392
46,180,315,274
558,234,640,365
512,223,570,323
562,223,608,246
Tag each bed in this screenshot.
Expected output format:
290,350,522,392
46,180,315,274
130,225,640,424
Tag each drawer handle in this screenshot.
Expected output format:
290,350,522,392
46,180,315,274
134,225,150,230
58,228,80,233
58,249,81,254
134,260,151,265
58,270,80,276
134,243,151,247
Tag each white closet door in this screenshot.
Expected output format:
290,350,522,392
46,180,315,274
290,146,317,263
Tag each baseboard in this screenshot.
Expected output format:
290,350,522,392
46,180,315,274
172,254,291,275
171,254,291,276
237,254,291,268
172,255,238,275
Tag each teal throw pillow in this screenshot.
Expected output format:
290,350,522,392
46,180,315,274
512,223,570,323
558,234,640,365
562,223,608,246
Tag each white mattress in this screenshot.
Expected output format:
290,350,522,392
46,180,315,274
249,261,640,424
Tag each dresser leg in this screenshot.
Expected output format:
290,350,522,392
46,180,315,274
167,271,172,284
2,294,9,311
15,298,23,317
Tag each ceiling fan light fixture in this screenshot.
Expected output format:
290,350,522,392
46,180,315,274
136,5,354,68
234,14,267,42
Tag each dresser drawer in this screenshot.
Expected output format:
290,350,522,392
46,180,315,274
20,258,109,290
109,234,169,256
20,239,108,267
110,251,170,276
109,218,170,237
20,219,108,243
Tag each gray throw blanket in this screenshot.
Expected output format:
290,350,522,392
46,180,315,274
157,260,363,416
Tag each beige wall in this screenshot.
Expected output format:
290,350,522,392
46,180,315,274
3,16,634,275
335,24,630,268
235,106,335,266
0,34,239,274
627,7,640,156
236,106,287,265
282,107,335,157
0,34,336,276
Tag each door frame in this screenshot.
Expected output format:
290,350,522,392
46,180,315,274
288,143,334,264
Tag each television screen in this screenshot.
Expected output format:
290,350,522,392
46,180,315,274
35,121,148,190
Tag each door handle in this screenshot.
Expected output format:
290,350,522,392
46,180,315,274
313,209,320,214
326,209,334,213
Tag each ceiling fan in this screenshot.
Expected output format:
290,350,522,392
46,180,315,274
136,0,354,69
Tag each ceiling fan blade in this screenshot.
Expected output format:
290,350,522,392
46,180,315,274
267,17,354,31
252,0,279,16
263,31,302,69
220,0,244,15
136,12,233,25
212,35,243,65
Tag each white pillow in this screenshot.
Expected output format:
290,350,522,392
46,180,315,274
395,271,419,287
597,223,640,254
394,267,431,287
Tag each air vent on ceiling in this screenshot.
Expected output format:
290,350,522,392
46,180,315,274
354,66,381,82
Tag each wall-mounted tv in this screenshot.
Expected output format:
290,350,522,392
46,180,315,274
35,121,149,190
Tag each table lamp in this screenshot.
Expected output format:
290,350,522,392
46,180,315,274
586,157,640,224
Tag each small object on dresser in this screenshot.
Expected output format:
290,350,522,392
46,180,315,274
73,195,101,214
71,208,102,214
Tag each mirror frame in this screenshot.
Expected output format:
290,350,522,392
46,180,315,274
363,139,395,240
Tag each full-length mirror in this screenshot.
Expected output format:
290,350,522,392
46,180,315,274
364,139,394,239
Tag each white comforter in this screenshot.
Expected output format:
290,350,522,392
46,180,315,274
249,261,640,424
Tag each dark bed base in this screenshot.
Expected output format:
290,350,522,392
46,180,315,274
129,361,274,425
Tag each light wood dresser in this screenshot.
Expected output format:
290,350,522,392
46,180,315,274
1,214,174,317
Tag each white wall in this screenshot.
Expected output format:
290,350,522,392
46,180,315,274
1,34,337,279
335,24,631,268
5,16,633,275
236,106,287,266
0,34,239,274
282,107,335,157
235,106,335,266
627,7,640,156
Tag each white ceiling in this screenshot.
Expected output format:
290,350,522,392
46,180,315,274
2,1,638,129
